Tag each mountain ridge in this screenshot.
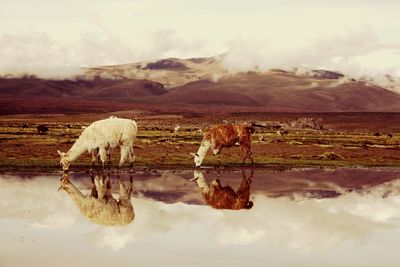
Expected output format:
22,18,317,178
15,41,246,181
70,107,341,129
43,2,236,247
1,56,400,114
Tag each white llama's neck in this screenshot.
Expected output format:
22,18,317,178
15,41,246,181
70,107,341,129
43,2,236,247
66,138,88,162
197,139,211,165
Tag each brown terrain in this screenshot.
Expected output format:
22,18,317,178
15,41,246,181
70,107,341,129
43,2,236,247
1,112,400,172
1,56,400,171
2,56,400,115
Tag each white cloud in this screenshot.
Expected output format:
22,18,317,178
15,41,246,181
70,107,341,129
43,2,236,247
0,31,141,79
222,26,400,77
87,228,136,251
1,174,400,256
0,175,82,228
0,1,400,80
2,26,400,84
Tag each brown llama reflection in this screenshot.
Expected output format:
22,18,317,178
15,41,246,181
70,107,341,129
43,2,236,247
192,170,254,210
59,171,134,226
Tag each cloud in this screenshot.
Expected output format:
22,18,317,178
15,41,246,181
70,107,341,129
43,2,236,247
214,179,400,251
0,31,141,79
0,175,82,228
1,174,400,253
214,194,396,251
86,198,209,251
0,29,211,79
1,0,400,85
145,29,207,59
1,25,400,86
215,225,266,245
222,26,400,77
86,182,400,252
0,33,79,79
86,228,136,251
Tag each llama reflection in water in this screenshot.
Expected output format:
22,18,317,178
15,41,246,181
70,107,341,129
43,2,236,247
59,171,134,226
192,170,253,210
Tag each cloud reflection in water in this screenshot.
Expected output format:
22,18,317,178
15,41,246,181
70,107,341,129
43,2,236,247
0,173,399,254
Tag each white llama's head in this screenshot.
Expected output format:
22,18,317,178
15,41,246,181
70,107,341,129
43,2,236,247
57,150,70,171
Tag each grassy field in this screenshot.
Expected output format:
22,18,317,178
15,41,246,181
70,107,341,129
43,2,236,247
1,112,400,172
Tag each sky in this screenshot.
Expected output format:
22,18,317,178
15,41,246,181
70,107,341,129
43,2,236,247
1,0,400,78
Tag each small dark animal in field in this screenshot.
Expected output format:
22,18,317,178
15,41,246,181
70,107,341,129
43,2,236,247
190,123,255,167
374,132,381,137
37,124,49,134
22,123,29,128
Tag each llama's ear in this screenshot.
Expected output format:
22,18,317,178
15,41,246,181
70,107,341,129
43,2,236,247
57,150,64,156
189,152,196,157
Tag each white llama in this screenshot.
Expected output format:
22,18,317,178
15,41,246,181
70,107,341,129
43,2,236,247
59,172,134,226
58,116,138,171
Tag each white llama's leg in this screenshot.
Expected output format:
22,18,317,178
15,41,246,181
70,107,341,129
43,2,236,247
94,175,106,199
90,148,99,171
128,146,135,172
106,146,111,166
119,179,132,200
118,175,134,224
119,146,130,168
98,147,107,169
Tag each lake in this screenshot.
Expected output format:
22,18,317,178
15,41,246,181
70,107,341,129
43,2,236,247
1,167,399,267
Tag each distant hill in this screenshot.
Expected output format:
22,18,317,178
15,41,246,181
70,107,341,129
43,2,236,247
2,56,400,114
153,71,400,112
84,56,226,88
0,77,166,98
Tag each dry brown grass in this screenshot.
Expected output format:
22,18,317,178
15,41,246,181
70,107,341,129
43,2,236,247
1,112,400,172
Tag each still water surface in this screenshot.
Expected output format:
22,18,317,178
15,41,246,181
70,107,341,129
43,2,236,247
1,167,400,267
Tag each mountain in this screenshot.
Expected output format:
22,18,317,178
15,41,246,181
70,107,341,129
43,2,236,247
154,71,400,112
84,56,227,88
2,56,400,114
0,76,166,98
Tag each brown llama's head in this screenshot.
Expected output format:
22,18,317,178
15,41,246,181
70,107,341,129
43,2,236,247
245,125,255,134
244,201,254,209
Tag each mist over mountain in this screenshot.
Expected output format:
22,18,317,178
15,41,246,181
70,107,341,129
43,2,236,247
2,56,400,114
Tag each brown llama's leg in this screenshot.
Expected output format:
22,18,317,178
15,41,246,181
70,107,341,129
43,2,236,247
212,146,223,166
248,149,254,165
217,153,221,166
236,169,253,202
240,140,253,165
240,144,249,164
